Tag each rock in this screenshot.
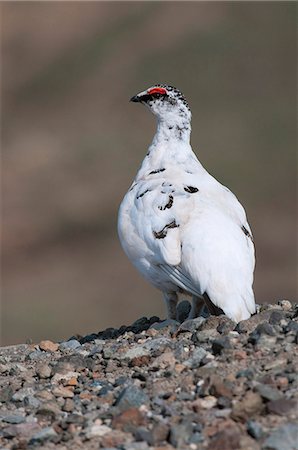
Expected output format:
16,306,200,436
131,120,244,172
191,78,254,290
209,376,233,399
176,300,191,322
36,401,62,418
39,340,59,352
193,396,217,410
169,421,193,447
62,398,75,412
277,299,292,311
115,385,149,412
255,384,283,402
212,336,232,355
150,319,179,332
247,420,264,440
184,347,207,368
29,426,57,444
59,339,81,351
12,387,35,402
216,318,236,334
2,422,41,439
267,398,297,415
52,386,74,398
178,317,206,333
2,415,26,424
85,423,111,439
207,425,241,450
0,386,13,403
24,394,40,408
262,423,298,450
112,408,146,432
231,392,263,421
36,363,52,379
121,345,150,365
269,311,285,325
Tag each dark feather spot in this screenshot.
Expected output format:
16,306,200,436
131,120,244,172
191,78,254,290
241,225,253,242
158,195,174,210
137,189,151,199
153,220,179,239
149,168,166,175
184,186,199,193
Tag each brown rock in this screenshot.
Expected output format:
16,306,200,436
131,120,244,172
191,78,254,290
112,407,146,431
130,355,151,367
100,430,132,447
209,375,233,399
63,398,75,412
267,398,297,416
231,391,264,421
35,363,52,379
52,386,74,398
207,424,241,450
39,340,59,352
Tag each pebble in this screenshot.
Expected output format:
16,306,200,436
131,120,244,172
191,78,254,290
85,424,111,439
255,384,283,402
115,385,149,412
267,398,297,415
52,386,74,398
231,392,263,420
59,339,81,351
0,303,297,450
277,299,292,311
212,336,232,355
2,415,26,424
263,423,298,450
36,363,52,379
39,340,59,352
29,426,57,444
184,347,207,368
247,420,264,440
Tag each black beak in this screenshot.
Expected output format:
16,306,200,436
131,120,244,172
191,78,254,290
130,95,141,103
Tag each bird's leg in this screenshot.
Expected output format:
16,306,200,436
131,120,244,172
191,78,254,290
163,292,178,320
188,295,206,319
203,293,224,316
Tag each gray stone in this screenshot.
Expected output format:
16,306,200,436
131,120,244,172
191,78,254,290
2,415,26,424
212,336,232,355
0,386,13,403
12,387,35,402
185,347,207,368
115,385,149,411
143,337,173,356
178,317,206,333
36,363,52,379
255,384,283,402
59,339,81,351
247,420,264,440
262,423,298,450
24,395,40,408
169,421,193,447
29,426,57,444
150,319,179,331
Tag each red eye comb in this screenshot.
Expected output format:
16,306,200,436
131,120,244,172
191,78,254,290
147,87,167,95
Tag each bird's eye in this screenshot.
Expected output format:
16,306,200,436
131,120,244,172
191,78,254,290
155,93,161,99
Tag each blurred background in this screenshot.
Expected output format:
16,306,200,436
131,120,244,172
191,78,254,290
1,2,297,345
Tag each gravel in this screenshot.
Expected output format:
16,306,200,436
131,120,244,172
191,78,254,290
0,300,297,449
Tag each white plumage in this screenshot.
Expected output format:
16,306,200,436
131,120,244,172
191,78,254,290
118,84,256,323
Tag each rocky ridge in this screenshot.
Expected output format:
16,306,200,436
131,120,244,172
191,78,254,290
0,300,297,450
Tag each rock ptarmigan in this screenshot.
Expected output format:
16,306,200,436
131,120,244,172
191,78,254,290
118,84,256,323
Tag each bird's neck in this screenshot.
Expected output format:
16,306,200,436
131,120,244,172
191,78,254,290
138,116,199,176
153,116,191,145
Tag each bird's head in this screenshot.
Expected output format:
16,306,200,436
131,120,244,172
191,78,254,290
130,84,191,123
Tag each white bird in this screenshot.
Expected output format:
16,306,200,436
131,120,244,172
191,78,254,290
118,84,256,323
